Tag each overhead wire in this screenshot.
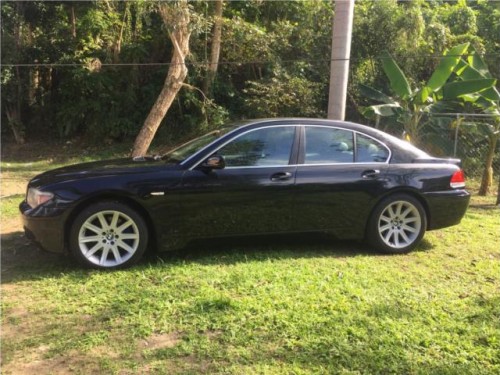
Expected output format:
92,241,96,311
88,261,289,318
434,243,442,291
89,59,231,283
2,53,500,68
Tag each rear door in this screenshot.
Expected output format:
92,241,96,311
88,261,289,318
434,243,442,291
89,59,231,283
293,126,390,238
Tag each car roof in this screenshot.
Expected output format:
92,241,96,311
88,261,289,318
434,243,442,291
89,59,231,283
236,118,395,143
239,118,386,134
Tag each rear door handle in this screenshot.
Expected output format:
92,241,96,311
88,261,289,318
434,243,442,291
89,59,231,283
271,172,293,181
361,169,380,179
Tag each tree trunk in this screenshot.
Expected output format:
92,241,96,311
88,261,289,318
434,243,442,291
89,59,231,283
131,1,191,157
10,3,25,144
70,4,77,38
327,0,355,120
27,23,38,106
496,174,500,205
6,103,25,145
29,68,39,105
478,134,498,196
203,0,224,96
113,3,128,63
406,111,424,146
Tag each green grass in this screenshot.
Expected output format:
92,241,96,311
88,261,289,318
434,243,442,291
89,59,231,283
0,195,24,219
1,150,499,374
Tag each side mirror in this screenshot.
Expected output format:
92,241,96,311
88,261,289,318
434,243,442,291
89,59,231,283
201,155,225,170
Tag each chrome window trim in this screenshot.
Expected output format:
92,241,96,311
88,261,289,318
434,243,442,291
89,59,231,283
296,161,389,167
188,124,299,171
224,165,295,170
187,123,392,171
222,162,388,170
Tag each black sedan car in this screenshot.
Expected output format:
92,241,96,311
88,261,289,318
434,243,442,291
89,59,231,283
21,119,470,269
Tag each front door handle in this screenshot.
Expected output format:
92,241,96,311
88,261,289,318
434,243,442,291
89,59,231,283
361,169,380,179
271,172,293,181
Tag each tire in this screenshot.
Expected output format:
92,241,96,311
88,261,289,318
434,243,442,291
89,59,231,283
69,201,148,269
367,194,427,254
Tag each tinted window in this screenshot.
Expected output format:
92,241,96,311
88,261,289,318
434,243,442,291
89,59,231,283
217,126,295,167
304,127,354,164
356,133,389,162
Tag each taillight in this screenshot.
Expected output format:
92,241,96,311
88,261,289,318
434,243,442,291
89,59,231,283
450,169,465,189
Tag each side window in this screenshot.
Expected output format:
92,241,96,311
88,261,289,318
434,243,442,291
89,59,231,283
356,133,389,163
304,127,354,164
217,126,295,167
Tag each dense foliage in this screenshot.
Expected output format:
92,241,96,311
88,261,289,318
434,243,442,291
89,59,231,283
1,0,499,145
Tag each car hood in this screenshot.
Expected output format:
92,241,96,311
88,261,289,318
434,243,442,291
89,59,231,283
29,157,179,187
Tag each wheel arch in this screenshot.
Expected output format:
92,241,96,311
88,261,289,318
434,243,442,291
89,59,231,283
64,193,157,254
366,187,431,236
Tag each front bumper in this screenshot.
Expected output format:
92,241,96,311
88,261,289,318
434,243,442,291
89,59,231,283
423,189,471,230
20,201,67,253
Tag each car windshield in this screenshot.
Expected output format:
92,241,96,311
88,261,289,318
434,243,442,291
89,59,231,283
162,126,237,163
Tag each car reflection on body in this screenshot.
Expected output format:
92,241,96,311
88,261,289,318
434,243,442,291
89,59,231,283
20,118,470,269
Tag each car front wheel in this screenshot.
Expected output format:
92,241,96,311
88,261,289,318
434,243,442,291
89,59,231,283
367,194,427,254
70,201,148,269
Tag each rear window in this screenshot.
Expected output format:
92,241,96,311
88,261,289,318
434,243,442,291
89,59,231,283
356,133,389,162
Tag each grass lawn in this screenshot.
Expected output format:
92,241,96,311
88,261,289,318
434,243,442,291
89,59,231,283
1,143,499,374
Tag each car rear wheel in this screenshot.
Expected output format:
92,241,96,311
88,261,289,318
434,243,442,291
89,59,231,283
367,194,426,254
70,201,148,269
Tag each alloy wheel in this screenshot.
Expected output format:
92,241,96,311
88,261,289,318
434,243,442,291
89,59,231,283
78,210,140,267
377,200,422,249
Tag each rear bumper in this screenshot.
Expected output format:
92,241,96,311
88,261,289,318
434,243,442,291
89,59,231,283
423,189,470,230
20,201,66,253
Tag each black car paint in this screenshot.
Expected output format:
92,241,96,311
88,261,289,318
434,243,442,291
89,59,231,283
21,119,470,254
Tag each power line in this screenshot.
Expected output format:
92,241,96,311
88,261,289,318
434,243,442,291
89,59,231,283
2,53,500,68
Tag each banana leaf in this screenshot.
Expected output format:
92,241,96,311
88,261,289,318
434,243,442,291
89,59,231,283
358,83,393,104
380,51,411,100
425,43,470,94
361,103,402,117
442,79,496,100
467,50,493,79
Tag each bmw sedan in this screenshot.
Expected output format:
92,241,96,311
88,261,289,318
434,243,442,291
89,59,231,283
21,118,470,269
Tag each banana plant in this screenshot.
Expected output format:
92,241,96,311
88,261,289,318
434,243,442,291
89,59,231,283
458,50,500,195
360,43,498,145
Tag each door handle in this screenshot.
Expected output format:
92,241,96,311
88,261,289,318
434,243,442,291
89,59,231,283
361,169,380,179
271,172,293,181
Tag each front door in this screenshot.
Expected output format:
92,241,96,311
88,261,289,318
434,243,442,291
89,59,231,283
179,125,298,237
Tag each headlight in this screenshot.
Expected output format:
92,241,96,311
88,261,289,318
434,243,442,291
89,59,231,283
27,188,54,208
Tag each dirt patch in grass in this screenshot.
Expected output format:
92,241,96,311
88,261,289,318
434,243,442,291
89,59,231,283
140,332,182,351
1,217,22,234
139,330,222,352
203,329,223,340
1,349,102,375
1,178,28,198
2,284,54,347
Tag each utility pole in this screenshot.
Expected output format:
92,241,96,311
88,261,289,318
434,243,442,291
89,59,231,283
327,0,355,120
